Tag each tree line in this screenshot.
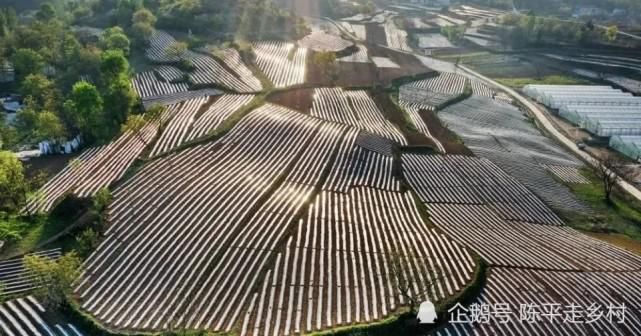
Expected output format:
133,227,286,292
497,13,617,48
0,2,158,150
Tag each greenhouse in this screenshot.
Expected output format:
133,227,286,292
593,121,641,137
524,85,640,109
560,110,641,128
525,85,641,138
610,135,641,160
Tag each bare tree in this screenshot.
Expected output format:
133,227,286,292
388,251,443,315
594,152,631,204
121,115,149,146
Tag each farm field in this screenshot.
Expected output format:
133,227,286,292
75,104,477,333
252,41,307,88
438,96,591,214
434,268,641,335
0,249,61,296
311,88,407,145
0,296,83,335
6,2,641,335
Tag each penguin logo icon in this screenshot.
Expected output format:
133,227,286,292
417,300,437,324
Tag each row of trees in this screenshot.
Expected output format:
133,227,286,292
321,0,376,19
497,13,614,48
85,0,308,41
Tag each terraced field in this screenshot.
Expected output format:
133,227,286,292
435,268,641,335
253,42,307,88
0,296,83,335
75,104,477,334
311,88,407,145
141,31,264,93
439,96,591,214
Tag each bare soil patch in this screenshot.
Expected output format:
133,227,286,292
23,153,79,180
307,58,378,87
366,23,387,46
368,45,435,85
307,46,433,88
267,88,315,114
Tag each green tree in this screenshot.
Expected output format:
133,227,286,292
23,252,83,308
0,121,18,150
34,111,67,143
64,81,104,140
130,8,156,44
102,26,131,55
145,104,165,130
14,103,39,141
165,41,188,59
11,49,45,80
0,151,28,213
36,3,56,22
311,51,338,83
104,74,136,127
122,114,149,146
605,25,618,42
93,187,111,213
132,8,157,26
100,49,129,83
75,228,99,258
20,74,58,111
131,22,154,44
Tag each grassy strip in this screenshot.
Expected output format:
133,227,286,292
495,75,590,89
558,168,641,242
434,81,472,111
389,70,438,90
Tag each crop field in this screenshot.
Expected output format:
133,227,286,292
189,54,260,93
311,88,407,145
371,57,400,68
74,104,476,333
383,20,411,51
544,53,641,74
145,30,184,63
439,96,591,214
404,154,563,226
399,102,446,153
150,94,255,156
218,49,264,91
0,249,60,296
0,296,83,335
396,72,506,154
144,31,262,93
416,34,455,49
26,121,158,213
253,42,307,88
153,66,184,83
141,88,222,109
434,268,641,335
339,22,367,41
399,72,470,110
131,71,189,100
